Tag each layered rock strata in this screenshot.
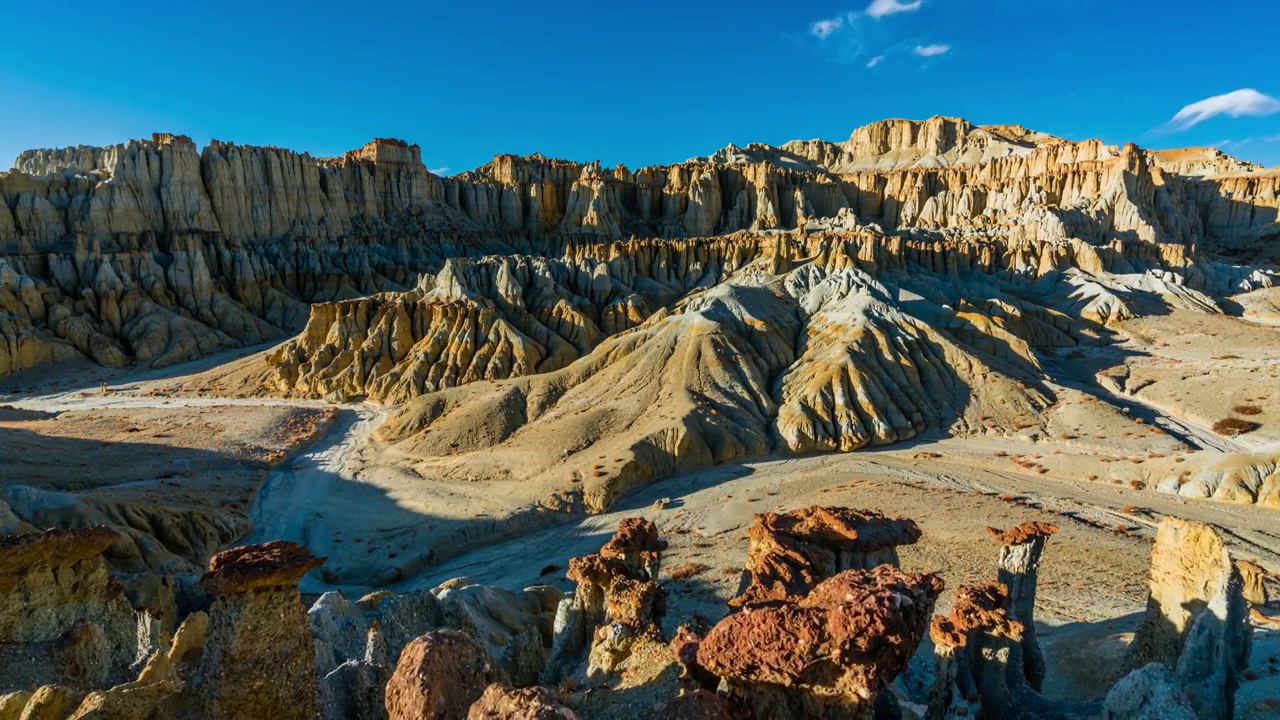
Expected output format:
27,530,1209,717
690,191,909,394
3,117,1277,379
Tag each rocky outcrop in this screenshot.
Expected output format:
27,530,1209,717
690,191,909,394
385,629,508,720
1103,663,1198,720
190,541,324,719
362,247,1055,553
731,506,921,607
545,518,667,682
1127,518,1251,720
697,567,944,719
1237,560,1270,607
307,578,557,719
0,527,148,691
927,582,1025,719
309,589,438,720
436,582,559,686
1164,452,1280,508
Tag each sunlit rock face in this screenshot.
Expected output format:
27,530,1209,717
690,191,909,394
2,117,1276,378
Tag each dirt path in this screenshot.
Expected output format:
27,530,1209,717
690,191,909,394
245,405,387,594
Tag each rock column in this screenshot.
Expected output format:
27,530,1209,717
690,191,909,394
986,521,1057,691
192,540,325,720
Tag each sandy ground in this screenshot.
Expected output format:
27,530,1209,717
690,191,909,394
0,345,342,574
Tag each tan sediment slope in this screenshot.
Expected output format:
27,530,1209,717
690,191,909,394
368,247,1048,519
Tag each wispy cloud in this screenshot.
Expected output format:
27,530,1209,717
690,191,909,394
1168,89,1280,131
811,17,844,38
801,2,936,68
1217,134,1280,150
912,44,950,57
429,167,450,175
865,0,923,20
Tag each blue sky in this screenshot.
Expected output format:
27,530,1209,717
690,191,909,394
3,0,1279,174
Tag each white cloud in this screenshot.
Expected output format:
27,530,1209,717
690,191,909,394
913,44,950,57
811,17,843,38
866,0,923,19
429,167,450,175
866,55,885,68
1169,89,1280,130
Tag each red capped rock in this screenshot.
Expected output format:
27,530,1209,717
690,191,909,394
199,540,325,595
731,507,921,608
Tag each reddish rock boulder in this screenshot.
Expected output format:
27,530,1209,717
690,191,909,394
386,629,508,720
698,567,943,718
466,683,577,719
731,507,921,608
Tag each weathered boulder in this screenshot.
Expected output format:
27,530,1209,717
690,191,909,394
698,567,944,719
466,684,577,719
198,540,325,594
731,506,922,607
1103,663,1197,720
385,629,508,720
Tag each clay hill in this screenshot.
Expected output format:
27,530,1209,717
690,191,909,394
2,116,1280,718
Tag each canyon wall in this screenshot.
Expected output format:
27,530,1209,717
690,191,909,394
2,117,1278,377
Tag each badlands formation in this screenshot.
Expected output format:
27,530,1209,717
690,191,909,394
1,116,1280,717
